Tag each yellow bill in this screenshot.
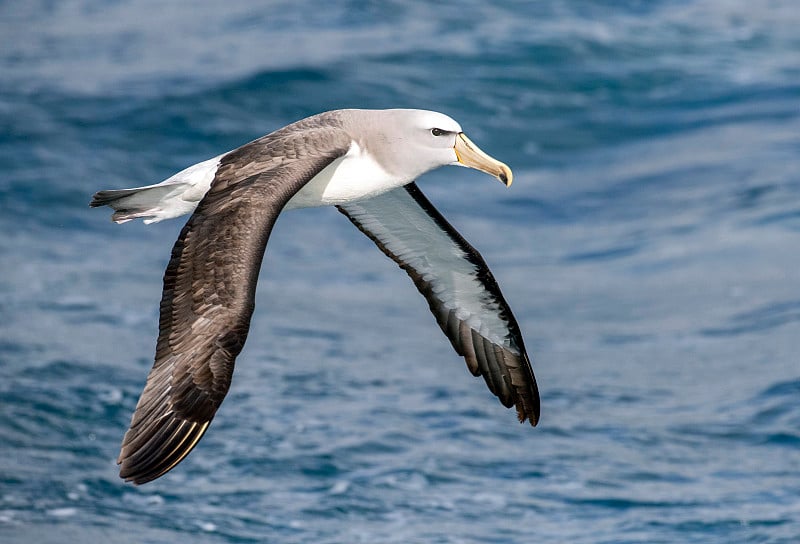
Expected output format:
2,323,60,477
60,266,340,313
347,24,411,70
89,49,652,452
454,132,513,187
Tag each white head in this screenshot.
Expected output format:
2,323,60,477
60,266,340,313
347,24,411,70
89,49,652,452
344,109,512,186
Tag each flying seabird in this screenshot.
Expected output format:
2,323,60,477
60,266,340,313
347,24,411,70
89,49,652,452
91,109,539,485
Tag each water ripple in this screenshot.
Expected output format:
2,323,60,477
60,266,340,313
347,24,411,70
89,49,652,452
3,1,800,542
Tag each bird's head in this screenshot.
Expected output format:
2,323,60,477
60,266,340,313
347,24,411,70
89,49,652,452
354,109,513,186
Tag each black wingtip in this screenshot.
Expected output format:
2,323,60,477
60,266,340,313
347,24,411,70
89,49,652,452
527,393,541,427
514,393,540,427
118,418,211,485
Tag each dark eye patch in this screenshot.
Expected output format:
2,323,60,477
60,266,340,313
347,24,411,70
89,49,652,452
431,128,447,137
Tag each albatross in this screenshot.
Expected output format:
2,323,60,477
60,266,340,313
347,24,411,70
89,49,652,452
91,108,539,485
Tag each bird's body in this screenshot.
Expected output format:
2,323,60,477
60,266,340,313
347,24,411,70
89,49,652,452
91,109,539,485
97,110,464,223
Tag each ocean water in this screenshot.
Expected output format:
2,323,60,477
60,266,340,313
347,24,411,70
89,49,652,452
1,0,799,542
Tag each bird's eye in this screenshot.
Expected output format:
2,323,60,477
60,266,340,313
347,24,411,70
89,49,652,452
431,128,446,137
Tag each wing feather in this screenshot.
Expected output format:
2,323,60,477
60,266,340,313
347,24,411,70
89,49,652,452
338,183,540,425
118,119,351,484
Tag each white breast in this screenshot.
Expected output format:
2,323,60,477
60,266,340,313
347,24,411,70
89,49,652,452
285,141,408,210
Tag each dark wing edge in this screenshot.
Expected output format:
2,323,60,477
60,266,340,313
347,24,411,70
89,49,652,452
118,126,351,484
337,183,540,426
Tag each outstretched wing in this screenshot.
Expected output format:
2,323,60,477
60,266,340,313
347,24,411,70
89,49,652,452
118,121,352,484
338,183,539,425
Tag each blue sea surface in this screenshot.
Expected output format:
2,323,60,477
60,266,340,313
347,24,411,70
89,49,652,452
2,1,799,542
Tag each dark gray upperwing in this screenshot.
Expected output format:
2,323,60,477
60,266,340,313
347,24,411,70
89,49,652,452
337,183,539,426
118,122,351,484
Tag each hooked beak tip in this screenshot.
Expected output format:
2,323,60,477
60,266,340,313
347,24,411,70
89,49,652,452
499,166,513,187
455,132,513,187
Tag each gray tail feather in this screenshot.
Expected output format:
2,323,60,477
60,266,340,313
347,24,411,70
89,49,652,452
89,188,143,208
108,209,151,224
90,188,158,223
89,183,189,224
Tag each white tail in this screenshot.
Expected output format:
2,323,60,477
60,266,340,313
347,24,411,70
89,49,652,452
89,155,222,224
